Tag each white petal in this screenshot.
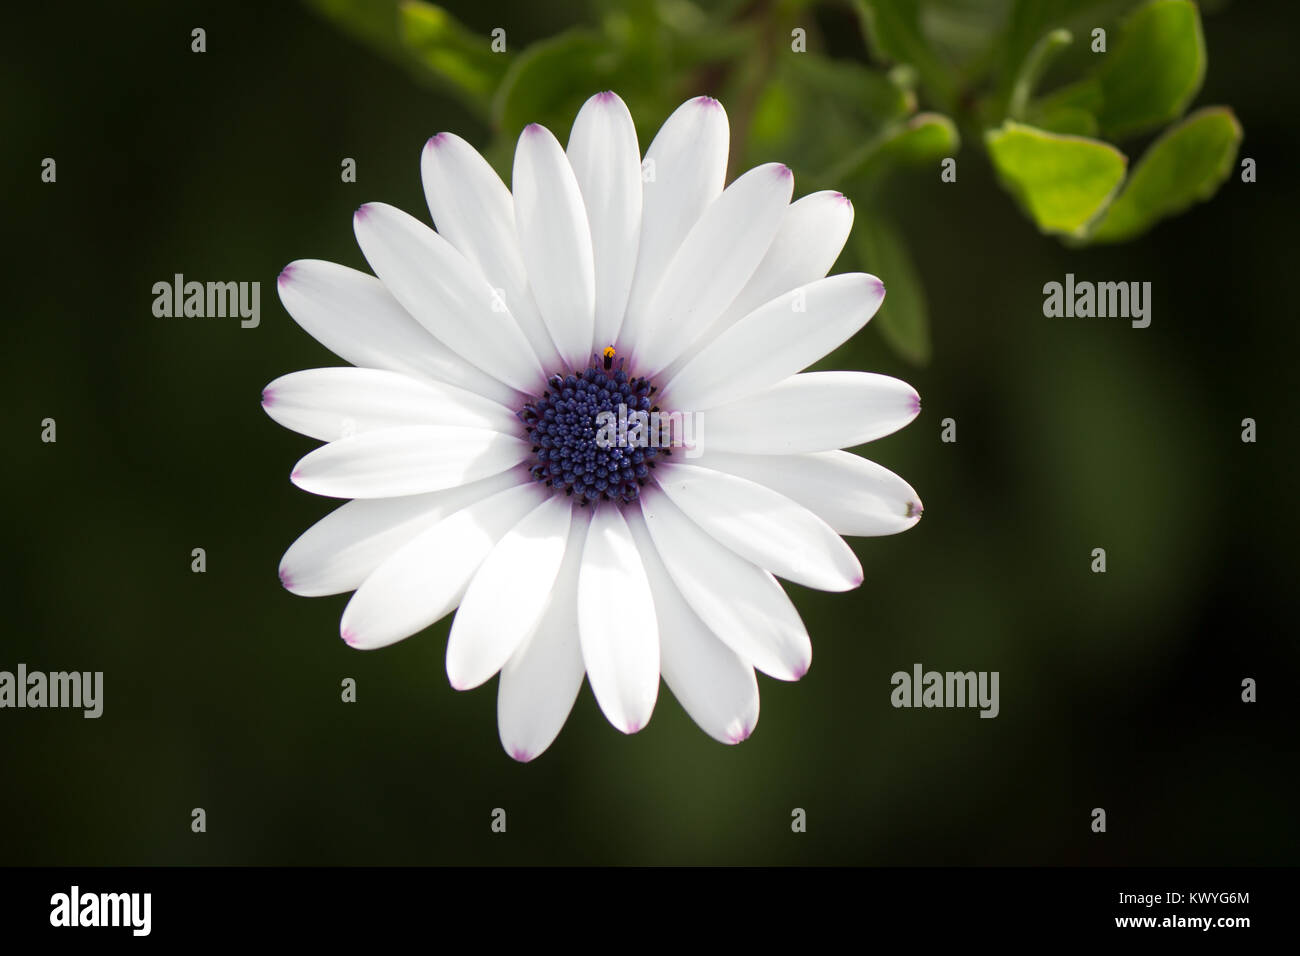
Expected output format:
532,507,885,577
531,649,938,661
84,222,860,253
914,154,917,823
663,272,885,411
278,471,523,597
694,371,920,453
262,367,518,443
276,260,518,406
567,92,642,348
627,514,759,744
693,450,923,537
620,97,729,354
655,462,862,592
446,495,574,691
577,506,659,733
711,190,854,336
353,202,545,394
421,132,564,370
497,508,592,762
513,124,596,367
291,426,528,499
636,485,811,681
632,162,793,376
340,481,547,649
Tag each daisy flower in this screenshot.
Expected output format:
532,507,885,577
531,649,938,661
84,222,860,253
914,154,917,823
265,92,923,761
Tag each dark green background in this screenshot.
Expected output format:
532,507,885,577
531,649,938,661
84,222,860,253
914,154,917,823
3,0,1296,864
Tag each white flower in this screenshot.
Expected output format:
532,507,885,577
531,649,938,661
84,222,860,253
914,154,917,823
265,92,923,761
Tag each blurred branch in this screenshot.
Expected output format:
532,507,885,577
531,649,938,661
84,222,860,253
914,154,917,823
1007,28,1071,121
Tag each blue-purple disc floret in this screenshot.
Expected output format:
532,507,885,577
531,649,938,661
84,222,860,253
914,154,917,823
518,351,665,506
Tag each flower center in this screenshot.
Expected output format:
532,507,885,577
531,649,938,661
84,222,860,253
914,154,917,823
517,348,665,506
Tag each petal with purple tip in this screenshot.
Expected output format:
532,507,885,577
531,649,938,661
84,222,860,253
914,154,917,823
566,91,643,349
637,485,811,681
353,202,545,395
663,272,885,411
276,259,519,406
290,425,528,499
632,162,794,376
690,449,923,537
626,511,759,745
577,505,659,734
421,132,564,371
620,96,730,355
512,123,596,368
655,462,863,592
339,482,547,650
278,470,523,597
446,494,574,691
670,190,854,365
692,371,921,453
262,367,519,443
497,508,592,761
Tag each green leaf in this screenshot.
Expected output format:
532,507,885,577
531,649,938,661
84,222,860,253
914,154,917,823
821,113,959,192
398,1,511,110
852,0,956,110
985,121,1127,236
1094,0,1206,139
1088,107,1241,243
491,30,619,138
855,216,931,366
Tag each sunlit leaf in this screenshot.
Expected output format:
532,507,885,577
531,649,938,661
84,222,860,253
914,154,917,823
985,121,1126,236
1088,107,1240,243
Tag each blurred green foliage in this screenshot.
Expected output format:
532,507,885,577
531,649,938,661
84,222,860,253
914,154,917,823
986,122,1127,236
306,0,1241,365
1089,106,1241,242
